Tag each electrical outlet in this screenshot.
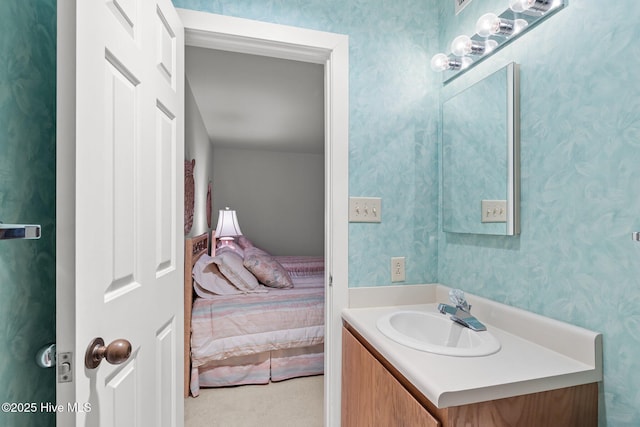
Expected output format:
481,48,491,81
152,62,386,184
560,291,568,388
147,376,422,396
391,257,405,282
481,200,507,223
349,197,382,223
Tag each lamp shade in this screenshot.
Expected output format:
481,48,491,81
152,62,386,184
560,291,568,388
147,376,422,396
215,208,243,238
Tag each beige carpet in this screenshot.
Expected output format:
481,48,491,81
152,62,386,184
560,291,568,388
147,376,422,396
185,375,324,427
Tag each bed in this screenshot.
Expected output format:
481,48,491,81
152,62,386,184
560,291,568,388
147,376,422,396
184,232,325,397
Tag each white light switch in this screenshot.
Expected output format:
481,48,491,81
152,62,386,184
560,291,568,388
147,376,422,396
481,200,507,223
349,197,382,223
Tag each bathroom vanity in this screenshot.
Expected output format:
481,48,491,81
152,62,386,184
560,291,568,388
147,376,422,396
341,285,602,427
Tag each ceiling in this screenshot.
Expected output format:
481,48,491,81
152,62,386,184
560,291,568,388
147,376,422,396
185,46,325,154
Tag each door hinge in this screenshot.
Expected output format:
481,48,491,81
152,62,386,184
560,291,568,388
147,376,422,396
329,274,333,287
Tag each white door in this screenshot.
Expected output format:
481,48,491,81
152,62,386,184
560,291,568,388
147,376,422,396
56,0,184,425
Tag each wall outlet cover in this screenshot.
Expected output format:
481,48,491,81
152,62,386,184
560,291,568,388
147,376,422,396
391,257,405,282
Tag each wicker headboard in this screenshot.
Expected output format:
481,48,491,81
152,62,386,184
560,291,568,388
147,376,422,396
184,232,210,397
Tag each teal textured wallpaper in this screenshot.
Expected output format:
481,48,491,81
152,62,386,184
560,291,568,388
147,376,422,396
0,1,56,427
172,0,442,287
437,0,640,425
179,1,637,425
6,0,637,425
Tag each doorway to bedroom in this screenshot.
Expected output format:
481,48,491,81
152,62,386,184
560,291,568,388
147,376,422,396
179,11,349,426
184,44,326,425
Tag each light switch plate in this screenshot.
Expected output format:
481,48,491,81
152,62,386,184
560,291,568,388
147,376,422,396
349,197,382,223
481,200,507,223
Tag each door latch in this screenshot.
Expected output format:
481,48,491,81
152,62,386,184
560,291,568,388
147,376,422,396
36,344,72,383
58,352,73,383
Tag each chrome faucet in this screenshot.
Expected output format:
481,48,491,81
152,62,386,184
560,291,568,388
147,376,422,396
437,289,487,332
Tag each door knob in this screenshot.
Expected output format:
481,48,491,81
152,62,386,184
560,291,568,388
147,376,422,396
84,337,132,369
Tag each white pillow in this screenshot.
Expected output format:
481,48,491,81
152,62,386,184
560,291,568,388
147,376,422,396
192,254,243,297
210,251,260,292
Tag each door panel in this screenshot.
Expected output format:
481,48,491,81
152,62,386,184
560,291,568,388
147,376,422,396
57,0,184,425
155,100,177,276
106,0,138,38
156,319,177,427
105,53,140,299
105,358,138,427
156,8,177,86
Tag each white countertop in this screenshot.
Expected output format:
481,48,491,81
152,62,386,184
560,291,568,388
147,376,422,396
342,285,603,408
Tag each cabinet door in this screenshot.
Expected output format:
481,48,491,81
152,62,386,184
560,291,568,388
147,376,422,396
342,328,440,427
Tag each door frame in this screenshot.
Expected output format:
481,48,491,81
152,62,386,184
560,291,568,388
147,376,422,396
55,1,77,425
178,10,349,426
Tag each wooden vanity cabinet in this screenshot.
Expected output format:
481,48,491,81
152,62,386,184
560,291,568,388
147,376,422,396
342,325,439,427
342,325,598,427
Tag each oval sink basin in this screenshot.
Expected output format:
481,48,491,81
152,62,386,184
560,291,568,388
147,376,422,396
377,310,501,357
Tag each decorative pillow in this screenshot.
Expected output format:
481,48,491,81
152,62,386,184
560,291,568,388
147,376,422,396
210,251,260,292
236,236,255,250
243,247,294,289
192,254,243,297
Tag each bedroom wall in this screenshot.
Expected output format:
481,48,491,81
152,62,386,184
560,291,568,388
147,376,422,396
436,1,640,425
173,0,441,286
185,78,215,238
0,1,56,426
212,146,324,256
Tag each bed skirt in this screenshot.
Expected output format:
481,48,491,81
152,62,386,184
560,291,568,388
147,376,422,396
190,344,324,397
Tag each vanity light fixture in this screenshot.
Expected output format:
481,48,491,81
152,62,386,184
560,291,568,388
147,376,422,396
476,13,528,37
431,0,566,83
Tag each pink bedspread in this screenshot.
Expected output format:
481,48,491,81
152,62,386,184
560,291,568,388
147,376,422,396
276,256,324,277
190,260,324,368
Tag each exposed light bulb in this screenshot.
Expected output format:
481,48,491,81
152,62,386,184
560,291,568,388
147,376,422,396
476,13,529,37
476,13,501,37
451,35,473,56
451,35,495,57
484,40,499,54
509,0,559,13
431,53,464,71
430,53,451,72
460,57,474,70
509,0,531,13
512,19,529,35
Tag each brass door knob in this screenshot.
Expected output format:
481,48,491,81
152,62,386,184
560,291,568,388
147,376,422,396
85,337,132,369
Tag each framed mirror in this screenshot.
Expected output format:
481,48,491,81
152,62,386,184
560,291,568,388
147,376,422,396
442,62,520,235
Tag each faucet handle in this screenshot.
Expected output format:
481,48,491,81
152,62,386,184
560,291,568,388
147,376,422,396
449,289,470,311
